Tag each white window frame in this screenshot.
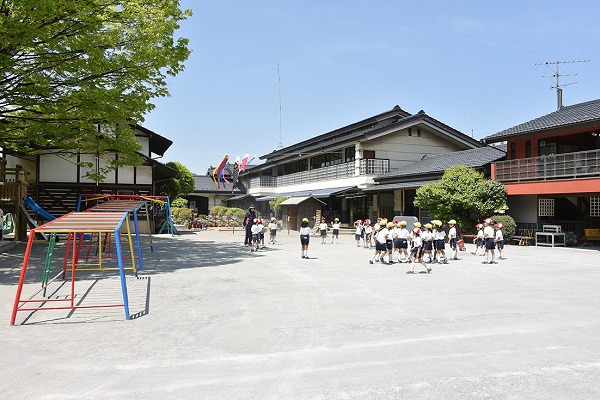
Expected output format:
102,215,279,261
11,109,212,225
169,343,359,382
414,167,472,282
539,198,555,217
591,196,600,217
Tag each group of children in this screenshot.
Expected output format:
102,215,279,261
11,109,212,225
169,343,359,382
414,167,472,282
249,217,279,252
365,218,461,274
472,218,505,263
297,216,506,268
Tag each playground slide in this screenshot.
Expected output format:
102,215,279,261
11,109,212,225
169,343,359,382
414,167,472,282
19,204,48,240
24,196,56,221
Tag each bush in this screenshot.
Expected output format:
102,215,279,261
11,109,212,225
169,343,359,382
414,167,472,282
209,206,226,216
171,207,193,224
225,207,245,217
171,196,188,208
490,214,516,240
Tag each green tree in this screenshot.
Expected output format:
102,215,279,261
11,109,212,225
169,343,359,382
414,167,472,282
0,0,191,178
414,165,507,231
269,196,289,218
156,161,195,199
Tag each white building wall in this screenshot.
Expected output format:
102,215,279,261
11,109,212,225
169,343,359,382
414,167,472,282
119,166,135,184
362,128,466,169
39,154,78,182
136,166,153,185
137,136,150,157
507,195,538,223
4,155,37,182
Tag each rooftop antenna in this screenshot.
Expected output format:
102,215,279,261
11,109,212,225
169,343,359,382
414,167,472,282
536,60,590,110
277,63,283,149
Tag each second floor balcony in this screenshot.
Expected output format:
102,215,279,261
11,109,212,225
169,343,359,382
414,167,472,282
494,149,600,183
249,158,390,188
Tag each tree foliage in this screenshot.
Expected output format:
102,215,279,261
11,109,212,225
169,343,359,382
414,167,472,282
414,165,507,231
156,161,194,199
0,0,191,176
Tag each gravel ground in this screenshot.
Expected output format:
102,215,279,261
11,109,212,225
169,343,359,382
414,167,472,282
0,230,599,399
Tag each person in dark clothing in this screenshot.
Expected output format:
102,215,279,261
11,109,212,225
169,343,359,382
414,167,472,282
243,205,256,246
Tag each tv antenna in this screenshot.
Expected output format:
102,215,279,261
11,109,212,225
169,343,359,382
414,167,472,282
277,63,284,150
536,60,589,110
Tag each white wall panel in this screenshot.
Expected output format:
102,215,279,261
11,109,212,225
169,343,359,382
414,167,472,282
137,166,153,184
119,166,135,184
39,154,78,182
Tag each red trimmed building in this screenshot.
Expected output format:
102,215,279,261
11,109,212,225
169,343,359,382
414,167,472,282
483,99,600,238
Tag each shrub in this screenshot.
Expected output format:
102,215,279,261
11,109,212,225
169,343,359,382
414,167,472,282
170,196,188,208
209,206,226,216
171,207,192,224
490,214,516,240
226,207,245,217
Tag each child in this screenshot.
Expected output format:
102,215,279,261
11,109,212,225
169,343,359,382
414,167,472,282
268,217,278,245
363,219,372,248
432,220,448,264
354,220,363,247
385,221,394,264
447,219,458,260
319,217,328,244
421,223,434,263
372,218,381,247
258,218,266,248
330,218,340,244
407,227,431,274
395,220,410,263
473,223,484,256
250,218,262,252
300,217,312,258
482,218,497,264
369,219,389,264
495,223,505,259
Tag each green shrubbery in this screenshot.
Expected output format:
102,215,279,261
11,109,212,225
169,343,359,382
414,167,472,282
171,207,192,224
490,214,516,240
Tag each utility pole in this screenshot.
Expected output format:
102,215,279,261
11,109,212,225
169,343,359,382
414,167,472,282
536,60,589,110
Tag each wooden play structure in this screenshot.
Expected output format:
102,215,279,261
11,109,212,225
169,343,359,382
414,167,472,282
0,158,29,241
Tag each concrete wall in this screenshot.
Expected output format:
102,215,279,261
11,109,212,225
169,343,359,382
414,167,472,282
507,195,538,223
362,127,466,169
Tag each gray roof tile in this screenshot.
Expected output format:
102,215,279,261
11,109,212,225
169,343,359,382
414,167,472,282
484,99,600,142
193,175,245,193
375,145,506,181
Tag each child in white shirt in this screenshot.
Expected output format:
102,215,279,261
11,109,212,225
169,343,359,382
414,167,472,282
363,219,372,248
407,228,431,274
331,218,340,244
495,223,505,259
319,218,328,244
250,218,262,252
268,217,278,245
299,218,312,258
354,220,363,247
482,218,496,264
473,223,484,256
447,219,458,260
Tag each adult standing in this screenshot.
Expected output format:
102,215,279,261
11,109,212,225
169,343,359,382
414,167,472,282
243,205,256,246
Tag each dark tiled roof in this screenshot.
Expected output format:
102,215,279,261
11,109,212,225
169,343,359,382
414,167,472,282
363,180,439,192
193,175,245,193
484,99,600,142
375,145,506,181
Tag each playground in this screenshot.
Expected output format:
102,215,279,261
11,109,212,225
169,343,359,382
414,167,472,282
0,228,599,399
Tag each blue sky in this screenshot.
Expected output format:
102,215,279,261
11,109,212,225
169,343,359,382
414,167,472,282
143,0,600,174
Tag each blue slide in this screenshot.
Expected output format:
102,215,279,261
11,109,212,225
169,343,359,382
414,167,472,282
24,196,56,221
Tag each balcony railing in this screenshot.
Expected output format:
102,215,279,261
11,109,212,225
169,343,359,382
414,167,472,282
249,158,390,188
494,149,600,182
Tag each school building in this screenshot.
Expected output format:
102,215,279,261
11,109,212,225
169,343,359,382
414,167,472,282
483,98,600,240
234,105,484,230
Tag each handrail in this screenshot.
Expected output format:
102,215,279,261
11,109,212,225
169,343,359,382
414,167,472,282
494,149,600,182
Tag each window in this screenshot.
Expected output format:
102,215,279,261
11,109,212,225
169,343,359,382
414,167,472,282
345,147,355,162
525,140,531,158
591,196,600,217
363,150,375,159
538,138,557,156
408,128,412,136
539,198,555,217
510,143,516,160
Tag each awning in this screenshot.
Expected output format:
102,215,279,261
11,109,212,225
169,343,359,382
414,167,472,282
280,196,326,206
311,186,355,198
227,193,253,201
362,180,438,192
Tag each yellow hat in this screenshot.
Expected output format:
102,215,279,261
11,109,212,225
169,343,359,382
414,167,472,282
386,222,394,228
413,222,422,228
399,220,407,226
379,220,387,226
432,220,442,226
425,223,433,229
448,219,456,225
302,218,309,223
